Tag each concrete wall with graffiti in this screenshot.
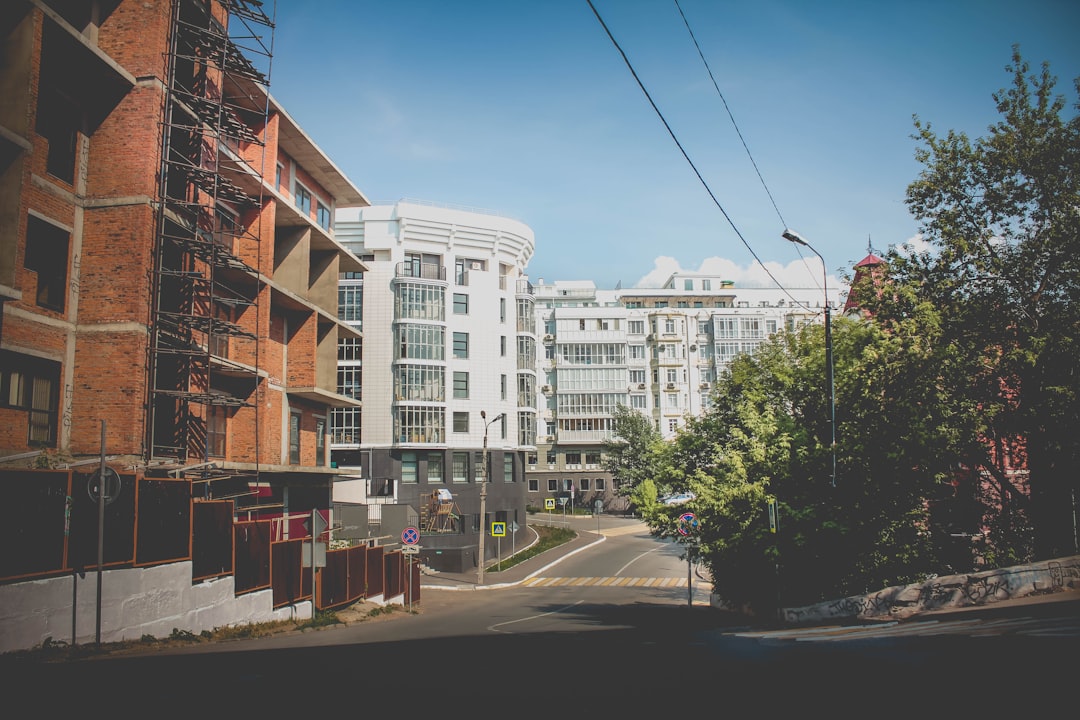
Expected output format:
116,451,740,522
772,555,1080,626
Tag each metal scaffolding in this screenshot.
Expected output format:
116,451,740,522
147,0,274,468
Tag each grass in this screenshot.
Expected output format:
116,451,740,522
484,524,576,573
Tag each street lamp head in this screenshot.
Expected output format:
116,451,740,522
480,410,486,420
782,228,808,247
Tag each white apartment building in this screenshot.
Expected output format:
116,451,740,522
330,200,535,572
529,273,842,512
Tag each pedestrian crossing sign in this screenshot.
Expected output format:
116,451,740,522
491,521,506,537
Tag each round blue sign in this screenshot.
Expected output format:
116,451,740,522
402,526,420,545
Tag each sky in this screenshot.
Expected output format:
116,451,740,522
265,0,1080,295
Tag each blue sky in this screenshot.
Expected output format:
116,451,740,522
267,0,1079,293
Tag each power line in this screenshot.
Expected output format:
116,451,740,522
673,0,786,230
585,0,812,310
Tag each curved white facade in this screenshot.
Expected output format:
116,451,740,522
334,200,535,451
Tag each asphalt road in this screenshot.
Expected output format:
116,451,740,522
5,517,1076,715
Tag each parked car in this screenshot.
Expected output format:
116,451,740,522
660,492,695,505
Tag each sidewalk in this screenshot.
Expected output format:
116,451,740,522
419,516,608,590
418,515,1079,624
419,514,716,603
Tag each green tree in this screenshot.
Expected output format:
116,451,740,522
602,404,664,508
871,46,1080,559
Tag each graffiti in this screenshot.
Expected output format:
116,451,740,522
960,573,1013,605
69,253,81,295
1048,561,1080,589
62,383,74,430
917,581,961,608
784,556,1080,625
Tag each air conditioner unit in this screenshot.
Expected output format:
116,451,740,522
700,382,710,389
689,344,697,352
543,334,554,343
470,261,483,270
637,383,646,389
646,334,654,341
666,382,677,390
541,385,552,394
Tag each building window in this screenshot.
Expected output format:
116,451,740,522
527,451,537,465
453,293,469,314
547,478,558,492
397,282,445,321
35,79,80,184
401,452,418,484
546,449,556,464
331,407,360,444
501,374,507,400
453,411,469,433
452,452,469,483
396,365,445,402
289,412,301,464
338,365,361,399
453,332,469,359
580,478,591,491
207,405,227,457
702,279,711,291
338,338,362,361
503,455,514,482
25,215,70,312
585,452,601,466
500,298,506,322
1,351,60,447
275,162,284,190
565,452,581,468
317,201,331,230
453,371,469,399
428,453,444,483
398,324,446,361
295,184,312,216
528,478,539,492
500,336,506,357
595,478,606,491
338,284,363,323
474,451,485,481
396,407,445,443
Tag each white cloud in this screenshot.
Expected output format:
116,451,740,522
891,233,931,256
634,255,846,293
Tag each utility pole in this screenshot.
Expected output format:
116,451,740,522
478,410,504,585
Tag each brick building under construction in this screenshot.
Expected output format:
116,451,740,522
0,0,368,528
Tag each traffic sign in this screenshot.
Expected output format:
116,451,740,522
677,512,697,536
402,545,420,555
87,467,121,505
544,498,556,510
402,526,420,545
491,521,506,537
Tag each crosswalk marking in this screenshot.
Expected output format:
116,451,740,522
522,576,694,588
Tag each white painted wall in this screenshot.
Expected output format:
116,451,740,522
0,562,307,654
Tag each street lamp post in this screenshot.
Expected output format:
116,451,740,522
478,410,505,585
783,229,836,487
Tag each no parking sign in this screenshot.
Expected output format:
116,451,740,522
677,512,697,536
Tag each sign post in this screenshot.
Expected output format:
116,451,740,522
491,522,506,571
402,526,420,611
678,512,698,607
